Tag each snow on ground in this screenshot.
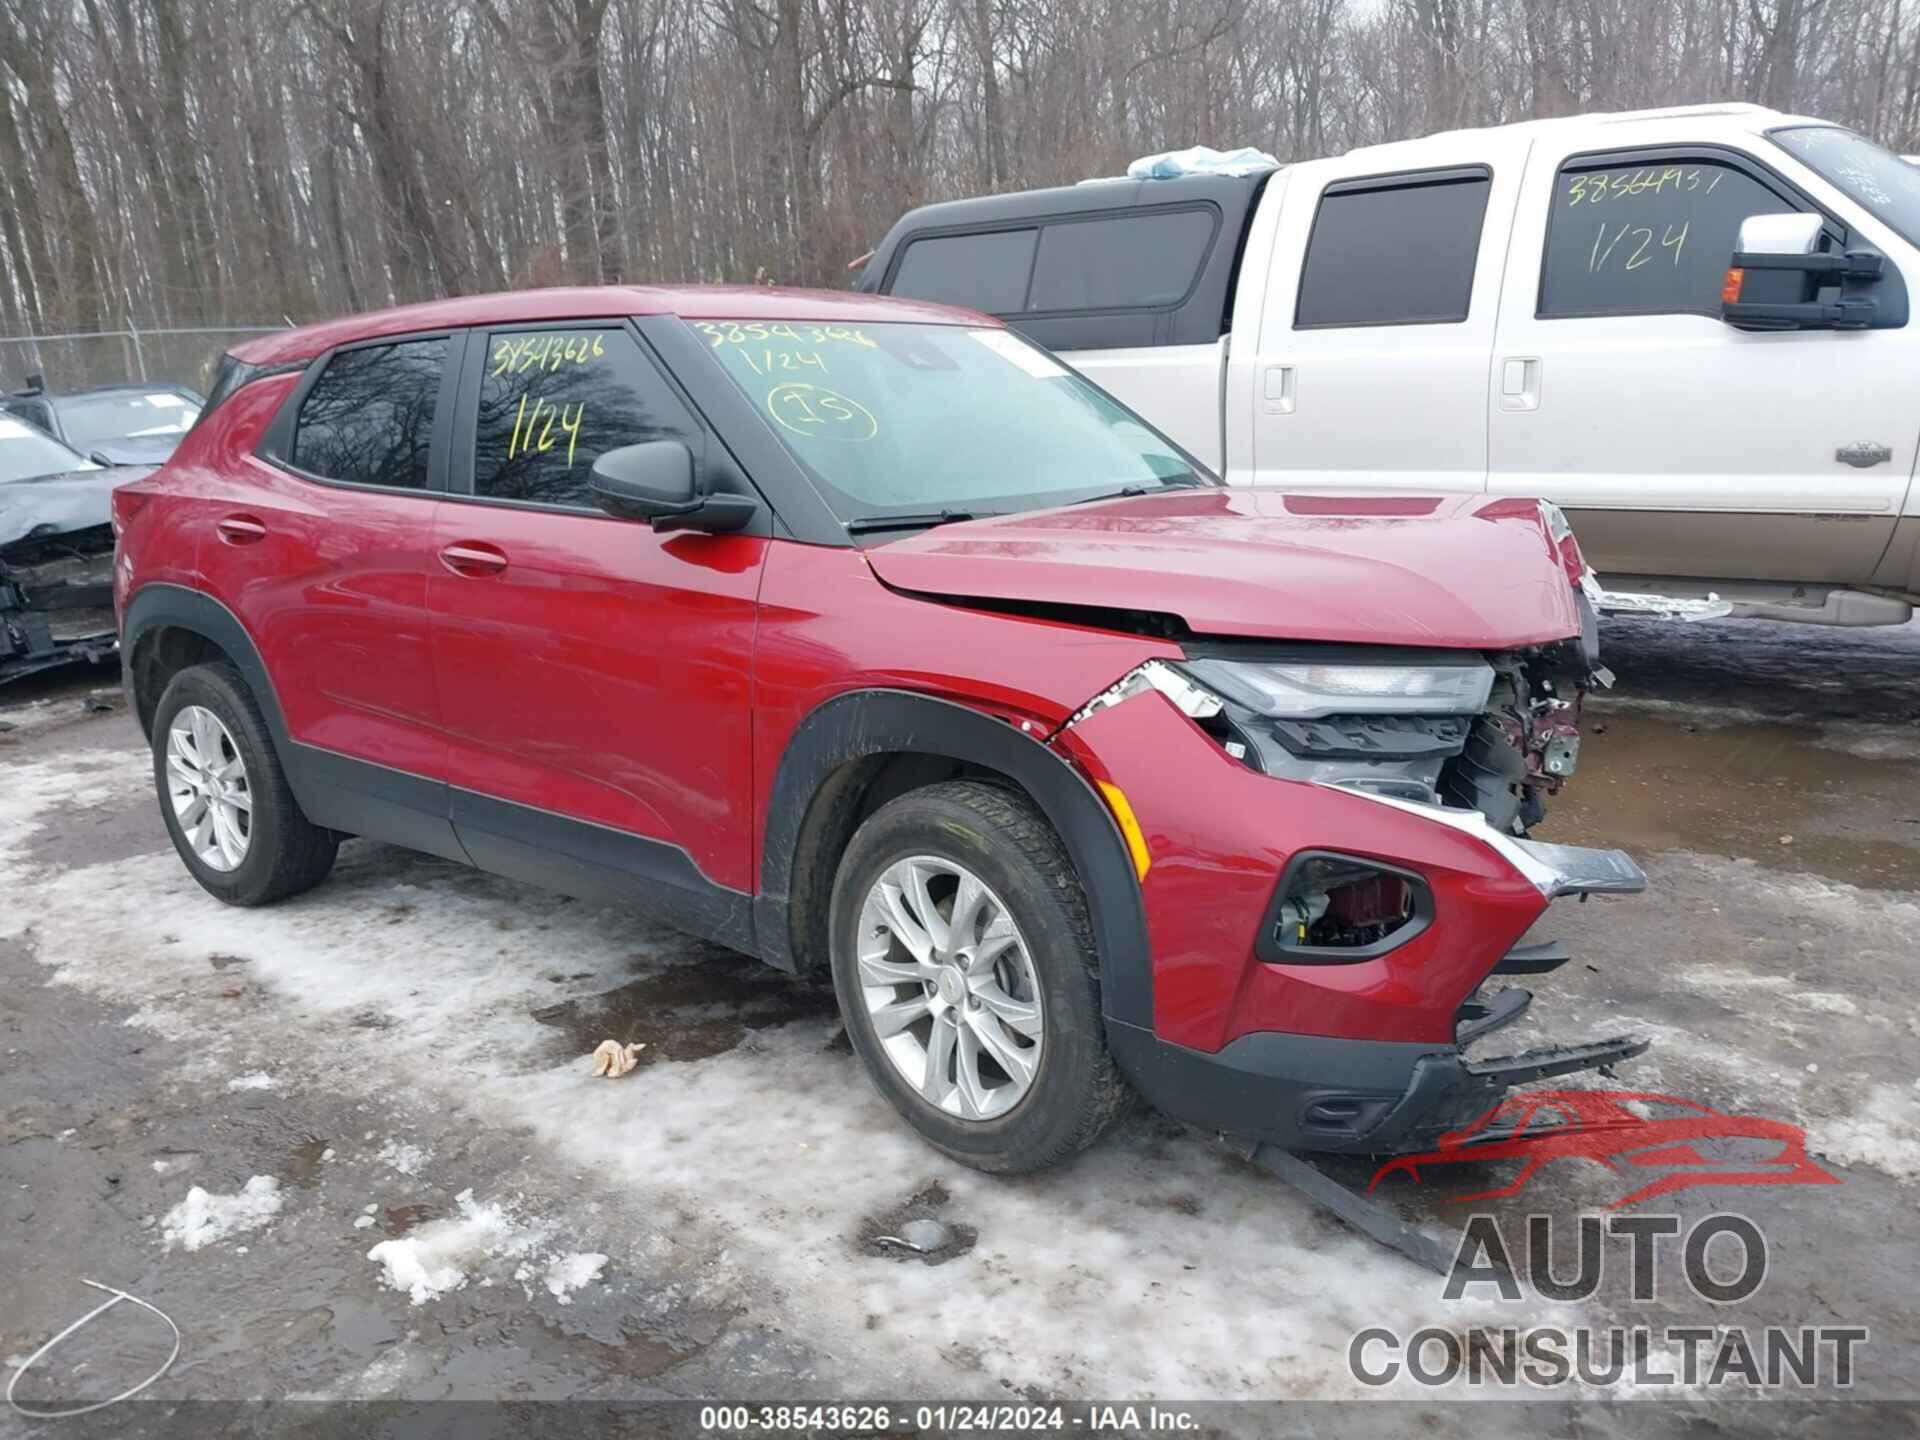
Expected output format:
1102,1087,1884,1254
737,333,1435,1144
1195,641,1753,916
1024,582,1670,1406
2,746,1580,1399
162,1175,284,1251
0,687,122,741
376,1139,431,1176
9,727,1917,1396
1815,1083,1920,1183
0,751,147,897
543,1252,609,1304
226,1071,277,1091
366,1188,549,1305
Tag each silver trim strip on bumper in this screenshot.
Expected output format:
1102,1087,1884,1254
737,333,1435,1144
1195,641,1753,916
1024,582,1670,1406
1321,782,1647,899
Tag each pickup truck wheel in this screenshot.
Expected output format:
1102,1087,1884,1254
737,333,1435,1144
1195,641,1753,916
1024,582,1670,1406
152,663,338,907
828,780,1129,1173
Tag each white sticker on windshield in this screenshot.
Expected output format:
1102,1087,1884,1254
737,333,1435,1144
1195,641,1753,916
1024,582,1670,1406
0,418,32,439
969,328,1067,379
146,393,186,408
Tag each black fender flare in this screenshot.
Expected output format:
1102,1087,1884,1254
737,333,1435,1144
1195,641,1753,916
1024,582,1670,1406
755,689,1153,1028
121,583,292,746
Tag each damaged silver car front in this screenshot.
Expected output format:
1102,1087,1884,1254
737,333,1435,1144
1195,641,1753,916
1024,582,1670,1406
1,465,147,684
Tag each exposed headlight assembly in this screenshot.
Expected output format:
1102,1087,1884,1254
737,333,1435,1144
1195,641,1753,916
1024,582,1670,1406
1179,656,1495,719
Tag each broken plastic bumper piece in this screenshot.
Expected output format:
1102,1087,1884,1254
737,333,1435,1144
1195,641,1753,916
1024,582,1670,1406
1324,782,1647,899
1580,572,1735,622
1503,835,1647,898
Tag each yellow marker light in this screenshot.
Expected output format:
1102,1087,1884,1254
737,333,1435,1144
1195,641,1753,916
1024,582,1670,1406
1096,781,1152,881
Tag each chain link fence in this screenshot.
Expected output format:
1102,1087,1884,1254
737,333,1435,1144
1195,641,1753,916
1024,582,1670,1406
0,324,287,396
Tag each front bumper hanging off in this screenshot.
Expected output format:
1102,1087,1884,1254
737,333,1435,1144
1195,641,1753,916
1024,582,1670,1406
1109,807,1651,1158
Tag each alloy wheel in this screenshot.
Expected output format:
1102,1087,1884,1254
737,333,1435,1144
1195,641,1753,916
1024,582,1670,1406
855,854,1044,1120
166,704,252,872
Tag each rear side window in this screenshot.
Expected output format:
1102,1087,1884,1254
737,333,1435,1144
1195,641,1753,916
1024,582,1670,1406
189,351,301,437
5,399,52,431
1539,159,1797,319
292,338,447,489
1295,170,1492,328
1028,210,1216,311
469,326,701,510
890,230,1037,312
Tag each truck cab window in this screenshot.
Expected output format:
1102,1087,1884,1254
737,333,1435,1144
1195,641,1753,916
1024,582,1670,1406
1294,171,1491,328
470,327,701,510
890,230,1037,313
1028,209,1217,311
291,338,447,489
1539,159,1796,319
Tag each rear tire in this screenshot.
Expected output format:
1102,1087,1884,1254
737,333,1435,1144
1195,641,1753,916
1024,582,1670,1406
152,663,337,906
828,780,1129,1173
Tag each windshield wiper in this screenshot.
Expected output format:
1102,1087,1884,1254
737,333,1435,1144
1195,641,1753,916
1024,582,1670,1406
843,508,981,535
1067,475,1210,506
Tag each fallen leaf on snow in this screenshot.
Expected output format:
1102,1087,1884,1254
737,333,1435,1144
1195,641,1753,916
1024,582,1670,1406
589,1040,645,1078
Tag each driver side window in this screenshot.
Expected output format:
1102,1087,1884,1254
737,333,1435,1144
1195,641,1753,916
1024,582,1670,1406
471,327,702,510
1539,157,1800,320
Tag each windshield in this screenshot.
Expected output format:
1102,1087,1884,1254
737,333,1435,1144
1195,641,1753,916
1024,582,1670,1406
56,390,201,448
0,415,94,484
1771,125,1920,248
693,319,1209,524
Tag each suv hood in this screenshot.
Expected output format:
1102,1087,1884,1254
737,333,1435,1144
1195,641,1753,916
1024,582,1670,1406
862,488,1583,649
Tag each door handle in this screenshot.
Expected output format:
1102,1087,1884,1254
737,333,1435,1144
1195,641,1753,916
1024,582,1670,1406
215,514,268,545
439,541,508,577
1262,364,1296,415
1499,357,1541,412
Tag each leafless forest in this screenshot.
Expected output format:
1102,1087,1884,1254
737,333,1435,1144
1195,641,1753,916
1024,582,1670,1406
4,0,1920,337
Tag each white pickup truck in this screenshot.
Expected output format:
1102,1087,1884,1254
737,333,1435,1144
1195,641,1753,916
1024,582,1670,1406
859,103,1920,627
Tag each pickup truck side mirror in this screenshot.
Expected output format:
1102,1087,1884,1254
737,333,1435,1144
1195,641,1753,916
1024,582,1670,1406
588,439,758,535
1722,212,1883,332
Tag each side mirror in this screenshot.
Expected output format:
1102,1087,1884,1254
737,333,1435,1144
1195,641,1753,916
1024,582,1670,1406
1722,212,1882,331
588,439,758,534
89,450,116,468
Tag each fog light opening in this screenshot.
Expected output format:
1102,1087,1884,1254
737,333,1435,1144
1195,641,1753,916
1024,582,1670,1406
1264,853,1431,962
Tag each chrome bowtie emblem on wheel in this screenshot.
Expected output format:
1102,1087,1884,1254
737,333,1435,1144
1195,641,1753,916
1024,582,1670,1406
165,705,252,871
856,856,1043,1121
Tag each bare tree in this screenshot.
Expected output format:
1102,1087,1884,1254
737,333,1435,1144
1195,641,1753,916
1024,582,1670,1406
4,0,1920,335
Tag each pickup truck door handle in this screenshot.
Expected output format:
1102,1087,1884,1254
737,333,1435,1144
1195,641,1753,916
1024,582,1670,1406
215,514,268,545
1499,357,1541,412
1262,364,1296,415
439,541,509,577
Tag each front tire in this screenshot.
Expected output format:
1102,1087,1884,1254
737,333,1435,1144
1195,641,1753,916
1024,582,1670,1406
828,780,1129,1173
152,662,338,906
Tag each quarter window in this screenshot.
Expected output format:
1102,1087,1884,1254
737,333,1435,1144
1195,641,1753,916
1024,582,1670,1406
1539,159,1797,318
890,230,1038,312
292,338,447,489
1295,171,1492,327
471,327,700,509
1028,210,1216,311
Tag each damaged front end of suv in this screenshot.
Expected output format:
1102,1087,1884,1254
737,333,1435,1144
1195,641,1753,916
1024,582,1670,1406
1,468,142,684
1051,629,1647,1157
908,493,1648,1162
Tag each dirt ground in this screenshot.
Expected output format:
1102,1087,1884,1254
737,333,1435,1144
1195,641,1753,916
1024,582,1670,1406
2,614,1917,1433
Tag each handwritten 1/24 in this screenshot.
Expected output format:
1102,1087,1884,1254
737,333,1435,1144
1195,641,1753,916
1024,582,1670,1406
1587,218,1690,274
506,393,585,467
493,334,603,468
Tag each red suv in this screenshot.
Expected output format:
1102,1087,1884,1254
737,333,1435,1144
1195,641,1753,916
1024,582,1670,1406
113,286,1649,1173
